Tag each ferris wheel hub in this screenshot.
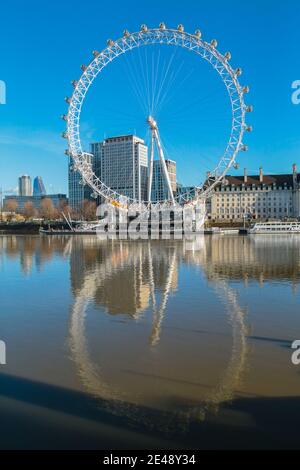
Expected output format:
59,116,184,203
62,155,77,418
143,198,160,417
147,115,158,131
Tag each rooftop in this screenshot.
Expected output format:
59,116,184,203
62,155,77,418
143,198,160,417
224,173,300,187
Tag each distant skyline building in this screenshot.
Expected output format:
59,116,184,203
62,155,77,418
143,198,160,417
152,159,176,202
18,175,32,196
33,176,46,196
91,135,148,203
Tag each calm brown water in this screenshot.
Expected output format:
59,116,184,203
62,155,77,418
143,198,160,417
0,234,300,449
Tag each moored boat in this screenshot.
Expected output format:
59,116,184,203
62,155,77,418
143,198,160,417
249,221,300,234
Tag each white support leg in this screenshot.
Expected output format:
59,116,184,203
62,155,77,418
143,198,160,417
148,132,155,203
154,129,175,205
147,115,176,205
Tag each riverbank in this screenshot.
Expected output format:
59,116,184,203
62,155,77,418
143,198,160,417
1,222,246,236
0,222,69,235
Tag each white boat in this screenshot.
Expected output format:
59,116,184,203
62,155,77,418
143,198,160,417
249,221,300,234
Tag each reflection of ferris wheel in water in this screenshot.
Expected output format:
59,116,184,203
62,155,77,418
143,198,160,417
68,239,249,429
62,23,252,210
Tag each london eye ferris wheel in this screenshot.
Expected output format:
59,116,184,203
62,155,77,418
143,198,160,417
62,23,252,211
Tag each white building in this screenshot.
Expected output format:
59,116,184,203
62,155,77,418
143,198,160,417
93,135,148,202
208,165,300,221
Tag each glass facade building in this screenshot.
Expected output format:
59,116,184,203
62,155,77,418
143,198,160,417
152,159,177,202
18,175,32,196
33,176,46,196
68,154,94,210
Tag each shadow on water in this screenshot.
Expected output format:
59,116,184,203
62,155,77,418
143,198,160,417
247,336,292,349
0,372,300,449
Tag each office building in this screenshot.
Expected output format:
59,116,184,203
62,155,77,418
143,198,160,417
68,154,94,210
208,165,300,221
152,159,176,202
96,135,148,202
176,184,197,202
18,175,32,196
33,176,46,196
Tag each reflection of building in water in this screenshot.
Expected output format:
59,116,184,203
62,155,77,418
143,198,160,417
0,236,70,275
95,260,150,317
195,236,300,287
69,239,178,318
20,251,33,275
2,234,300,289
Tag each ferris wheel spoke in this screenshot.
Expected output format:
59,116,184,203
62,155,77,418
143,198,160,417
153,50,177,116
156,63,194,116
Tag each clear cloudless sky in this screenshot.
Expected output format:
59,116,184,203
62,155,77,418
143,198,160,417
1,0,300,194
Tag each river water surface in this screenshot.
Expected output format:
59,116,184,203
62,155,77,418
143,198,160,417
0,234,300,449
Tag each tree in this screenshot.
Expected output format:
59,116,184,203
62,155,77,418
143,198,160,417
62,205,79,221
4,199,18,221
81,199,97,221
39,198,55,220
58,199,68,214
4,198,18,213
23,201,36,220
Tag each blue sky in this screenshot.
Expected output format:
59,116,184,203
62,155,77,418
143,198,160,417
0,0,300,194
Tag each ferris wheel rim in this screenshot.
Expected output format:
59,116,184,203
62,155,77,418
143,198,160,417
64,25,251,209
